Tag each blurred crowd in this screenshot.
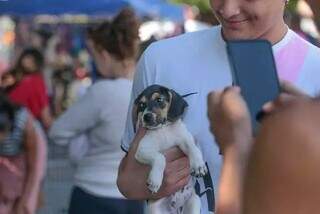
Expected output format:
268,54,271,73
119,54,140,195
0,0,318,213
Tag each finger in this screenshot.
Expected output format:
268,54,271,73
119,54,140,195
175,166,191,182
280,81,307,97
222,86,241,95
172,176,191,193
165,166,190,186
208,90,222,108
277,93,297,104
207,90,223,119
165,157,189,174
136,127,146,138
262,101,275,113
131,128,146,147
233,86,241,92
127,128,147,158
222,85,233,93
164,146,186,162
262,93,296,113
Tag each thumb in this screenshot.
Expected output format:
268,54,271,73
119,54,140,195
130,128,147,153
280,80,307,97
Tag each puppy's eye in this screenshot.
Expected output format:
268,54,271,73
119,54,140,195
156,97,164,103
139,102,146,109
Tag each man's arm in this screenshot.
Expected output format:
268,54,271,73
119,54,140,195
117,128,191,200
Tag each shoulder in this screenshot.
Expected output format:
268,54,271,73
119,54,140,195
137,26,221,79
27,73,45,81
87,79,133,97
295,32,320,69
21,73,45,88
90,79,132,90
305,39,320,60
144,26,220,59
289,30,320,57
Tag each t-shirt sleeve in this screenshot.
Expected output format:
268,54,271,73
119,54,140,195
35,76,49,110
121,49,154,152
49,85,101,146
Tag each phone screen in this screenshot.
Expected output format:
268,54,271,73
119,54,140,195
227,40,280,131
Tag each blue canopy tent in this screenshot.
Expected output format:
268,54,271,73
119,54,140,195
0,0,129,16
128,0,184,21
0,0,184,21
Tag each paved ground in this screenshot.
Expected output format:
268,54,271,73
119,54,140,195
38,144,74,214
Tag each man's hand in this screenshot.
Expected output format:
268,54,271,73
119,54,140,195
117,129,190,200
207,86,252,155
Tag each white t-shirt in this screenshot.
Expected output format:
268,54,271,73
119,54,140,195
121,25,320,214
50,78,133,198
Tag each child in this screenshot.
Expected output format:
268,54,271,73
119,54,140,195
0,93,46,214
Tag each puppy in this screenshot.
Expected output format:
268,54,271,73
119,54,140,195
133,85,207,214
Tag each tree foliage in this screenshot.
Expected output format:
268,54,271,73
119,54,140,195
170,0,299,13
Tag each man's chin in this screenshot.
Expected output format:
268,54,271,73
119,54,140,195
222,28,254,41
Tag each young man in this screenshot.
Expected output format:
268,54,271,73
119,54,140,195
117,0,320,213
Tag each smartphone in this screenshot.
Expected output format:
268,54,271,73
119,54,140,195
226,40,281,132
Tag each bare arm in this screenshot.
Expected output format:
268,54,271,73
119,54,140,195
40,105,53,130
16,115,47,214
117,129,191,200
49,86,101,146
216,140,251,214
207,87,252,214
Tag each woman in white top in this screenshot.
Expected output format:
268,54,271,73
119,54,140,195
49,8,144,214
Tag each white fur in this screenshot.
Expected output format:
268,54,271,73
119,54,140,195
135,119,207,214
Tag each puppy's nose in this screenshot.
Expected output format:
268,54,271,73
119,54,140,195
143,113,153,123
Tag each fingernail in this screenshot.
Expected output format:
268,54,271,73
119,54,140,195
234,86,241,92
262,102,272,111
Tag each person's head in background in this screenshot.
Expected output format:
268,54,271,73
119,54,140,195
243,98,320,214
87,8,140,80
0,91,18,142
287,11,302,32
14,48,44,81
210,0,288,44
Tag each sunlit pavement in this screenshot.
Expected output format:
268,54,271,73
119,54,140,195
38,143,74,214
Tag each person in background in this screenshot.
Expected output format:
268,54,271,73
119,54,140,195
289,11,319,46
0,91,46,214
305,0,320,30
6,48,53,131
49,8,144,214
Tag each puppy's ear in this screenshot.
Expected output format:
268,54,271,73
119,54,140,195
132,103,139,133
132,95,142,133
168,89,188,122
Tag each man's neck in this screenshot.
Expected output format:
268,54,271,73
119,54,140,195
262,21,288,45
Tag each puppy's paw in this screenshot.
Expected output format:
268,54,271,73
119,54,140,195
190,161,208,178
147,176,162,194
